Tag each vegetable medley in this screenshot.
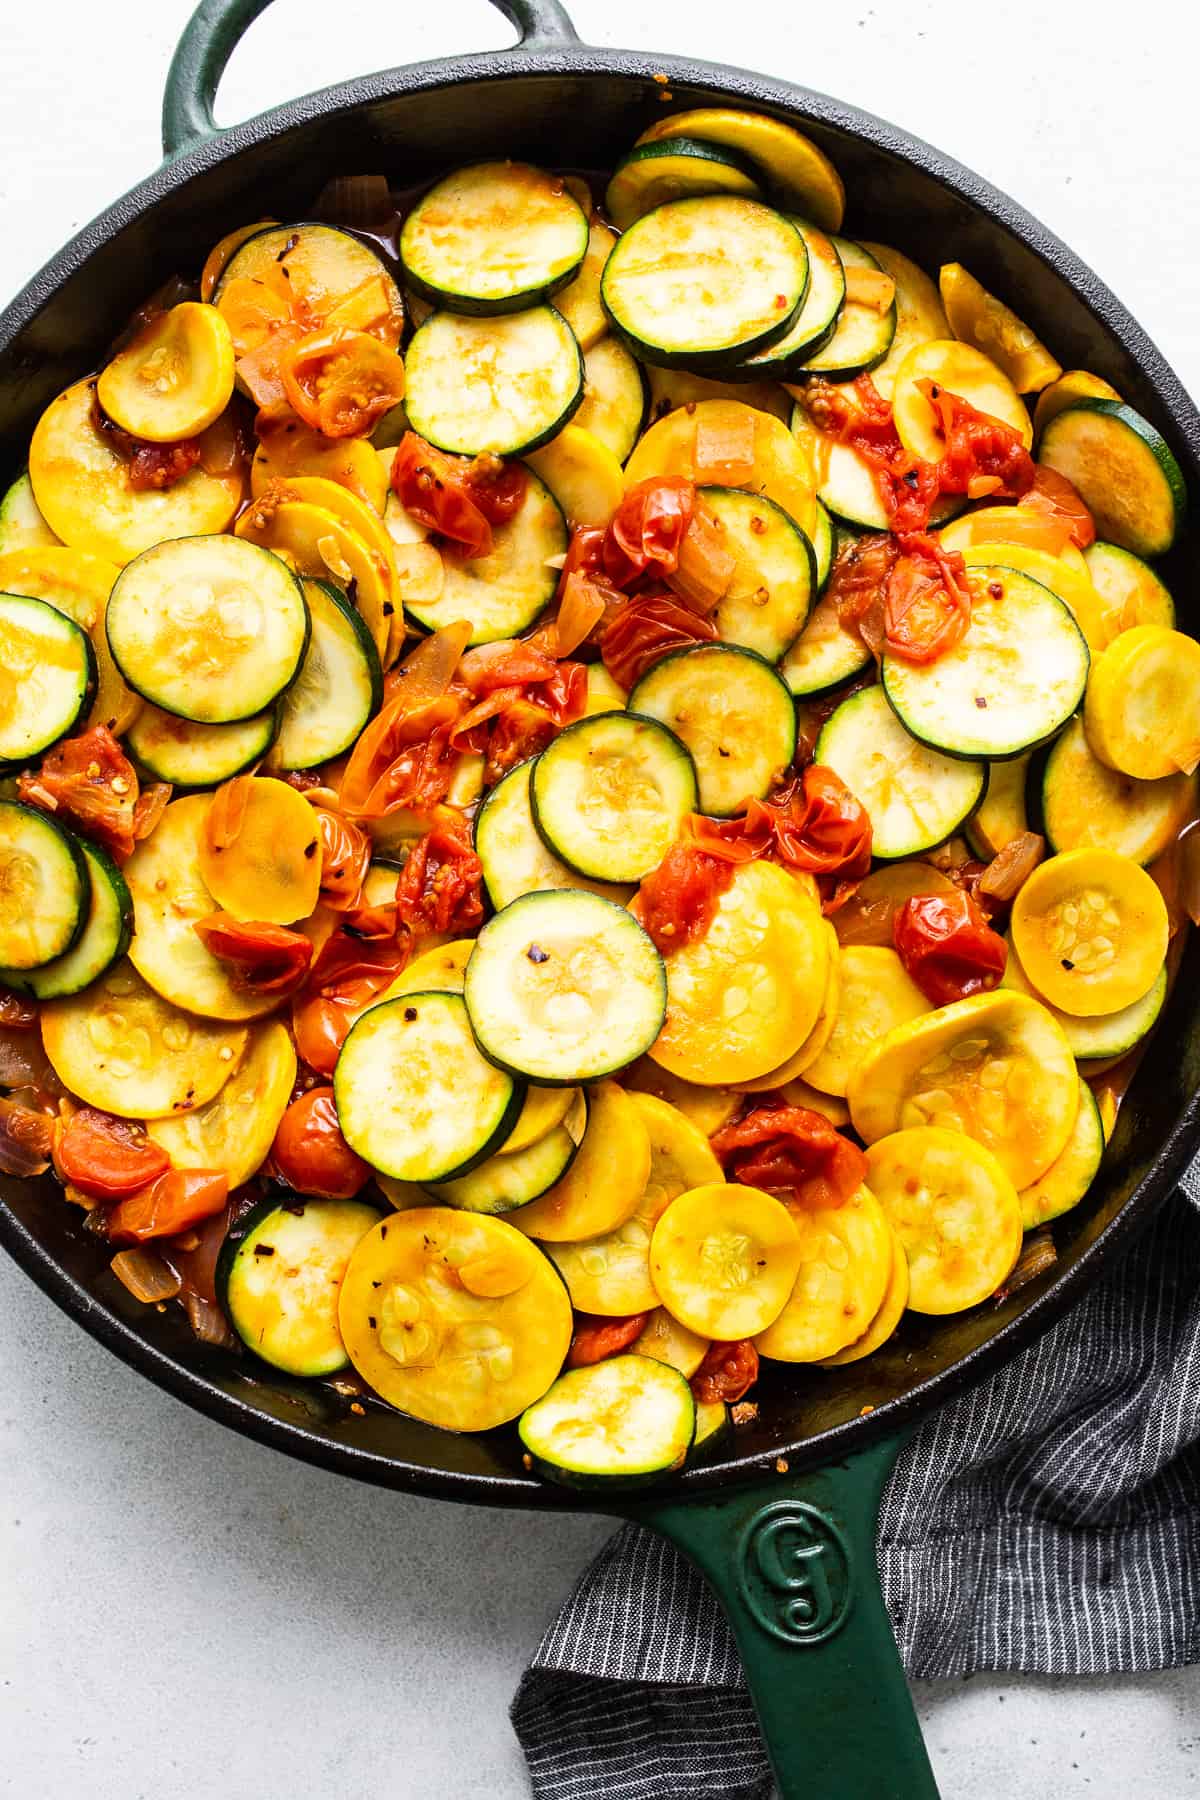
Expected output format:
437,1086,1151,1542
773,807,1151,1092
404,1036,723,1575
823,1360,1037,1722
0,105,1195,1486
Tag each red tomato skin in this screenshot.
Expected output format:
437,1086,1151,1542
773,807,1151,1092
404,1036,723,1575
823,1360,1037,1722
271,1087,369,1199
566,1312,651,1369
893,891,1008,1006
55,1108,171,1201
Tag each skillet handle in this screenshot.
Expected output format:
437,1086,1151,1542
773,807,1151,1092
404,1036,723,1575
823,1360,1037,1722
623,1430,940,1799
161,0,581,159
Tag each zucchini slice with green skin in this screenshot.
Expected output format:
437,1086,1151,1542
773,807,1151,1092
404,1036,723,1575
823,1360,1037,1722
1038,400,1187,558
531,712,698,883
601,197,808,370
217,1195,383,1377
215,223,404,345
0,471,58,553
400,163,588,316
780,590,872,697
731,219,845,379
1019,1081,1104,1230
965,754,1031,859
1039,715,1194,864
0,592,95,763
633,108,845,232
605,136,764,232
0,802,88,969
127,703,279,788
701,487,816,662
795,238,897,380
0,839,131,1000
519,1353,696,1488
404,308,583,457
335,992,524,1183
1002,939,1167,1060
574,337,648,465
474,758,631,911
405,470,566,645
882,569,1089,761
816,685,984,859
272,579,382,770
628,643,797,816
428,1091,588,1214
812,497,835,591
689,1399,734,1465
106,536,309,724
1082,540,1176,640
464,890,666,1084
789,402,964,534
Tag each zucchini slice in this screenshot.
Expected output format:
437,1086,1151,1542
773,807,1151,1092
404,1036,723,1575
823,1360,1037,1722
555,221,618,354
882,567,1089,760
846,989,1078,1190
0,839,131,1000
1009,847,1168,1018
689,1399,734,1463
127,702,278,787
405,468,566,646
650,1181,802,1338
859,242,950,402
515,1079,650,1242
733,219,845,379
1083,624,1200,781
519,1354,695,1488
429,1090,587,1214
107,535,309,723
337,1207,573,1432
1020,1081,1104,1230
474,758,630,912
633,108,845,232
756,1183,893,1359
0,471,59,553
1082,541,1175,645
219,1195,383,1376
780,588,872,697
812,498,834,590
1002,938,1167,1061
1033,370,1122,443
0,543,141,737
601,198,808,369
404,308,583,457
97,302,235,444
606,136,763,231
271,578,382,771
40,959,247,1119
893,340,1032,463
235,495,391,665
789,404,964,534
147,1019,296,1190
1038,400,1186,558
400,163,588,315
335,992,523,1183
628,642,797,816
0,803,88,970
573,337,648,465
216,222,404,351
701,487,815,662
804,944,930,1100
1040,715,1194,864
531,712,698,883
464,890,666,1085
0,592,95,762
797,238,896,380
966,753,1031,858
864,1127,1022,1314
816,685,985,858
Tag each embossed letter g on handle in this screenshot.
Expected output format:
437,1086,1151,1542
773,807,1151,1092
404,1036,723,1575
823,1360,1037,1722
737,1500,854,1646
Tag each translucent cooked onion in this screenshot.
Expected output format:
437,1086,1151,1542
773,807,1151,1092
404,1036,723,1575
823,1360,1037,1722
110,1248,182,1305
978,831,1045,904
0,1097,54,1177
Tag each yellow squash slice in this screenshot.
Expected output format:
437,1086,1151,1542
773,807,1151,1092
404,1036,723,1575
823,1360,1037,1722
379,938,473,1001
338,1208,573,1432
0,544,140,734
1033,370,1122,443
805,945,930,1098
631,1306,711,1377
524,424,624,529
1083,625,1200,780
938,263,1061,393
515,1080,651,1243
622,1057,740,1136
29,379,243,565
892,341,1032,463
859,243,949,402
648,860,828,1086
147,1019,296,1187
624,399,816,539
1019,1079,1105,1230
236,496,391,662
123,795,283,1021
634,108,845,232
950,540,1107,653
198,776,324,926
735,923,841,1092
584,663,628,716
756,1184,893,1361
97,302,236,442
651,1182,802,1340
1009,848,1168,1016
548,1093,722,1315
554,221,618,353
847,990,1078,1189
820,1233,910,1366
41,959,246,1118
865,1126,1022,1313
776,1079,850,1127
252,426,389,513
1040,715,1194,865
645,364,790,425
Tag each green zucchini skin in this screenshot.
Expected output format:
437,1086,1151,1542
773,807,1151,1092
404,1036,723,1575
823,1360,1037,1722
604,136,765,232
0,800,89,970
530,712,698,884
518,1354,696,1489
400,163,589,316
816,684,984,859
272,579,383,772
404,309,584,458
0,838,132,999
1038,400,1187,558
628,642,798,817
427,1091,588,1213
126,704,281,788
0,594,95,766
793,237,896,380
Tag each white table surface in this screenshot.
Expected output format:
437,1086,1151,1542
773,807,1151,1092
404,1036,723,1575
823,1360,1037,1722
2,2,1198,1795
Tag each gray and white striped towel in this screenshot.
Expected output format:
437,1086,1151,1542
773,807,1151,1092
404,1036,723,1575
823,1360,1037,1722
511,1172,1200,1799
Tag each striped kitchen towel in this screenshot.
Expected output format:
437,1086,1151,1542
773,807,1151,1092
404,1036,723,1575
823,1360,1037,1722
511,1178,1200,1799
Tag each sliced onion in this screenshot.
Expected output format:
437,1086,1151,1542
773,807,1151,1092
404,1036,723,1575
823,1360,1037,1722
110,1248,182,1305
978,831,1044,904
0,1028,53,1089
666,507,737,613
995,1229,1057,1303
0,1097,54,1177
1177,820,1200,928
184,1291,236,1349
695,413,755,485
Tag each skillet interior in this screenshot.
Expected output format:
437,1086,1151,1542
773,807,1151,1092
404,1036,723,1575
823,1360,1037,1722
2,49,1199,1506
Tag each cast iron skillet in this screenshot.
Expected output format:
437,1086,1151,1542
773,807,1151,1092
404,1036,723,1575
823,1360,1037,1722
2,1,1199,1791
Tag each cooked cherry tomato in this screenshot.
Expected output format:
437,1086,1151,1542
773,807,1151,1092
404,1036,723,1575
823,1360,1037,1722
394,808,485,938
193,913,313,995
271,1086,369,1199
293,907,411,1074
883,532,973,664
566,1311,652,1369
1019,464,1096,550
18,725,140,860
314,807,371,912
105,1169,229,1246
56,1107,171,1200
280,328,407,438
601,589,719,691
712,1104,866,1210
893,889,1008,1006
391,432,526,558
451,644,588,783
692,1339,759,1404
93,396,202,492
602,477,694,588
340,691,465,819
802,377,942,534
917,379,1035,500
636,836,735,956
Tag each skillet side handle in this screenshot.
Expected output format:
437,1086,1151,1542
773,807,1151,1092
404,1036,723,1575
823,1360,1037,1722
624,1431,940,1800
161,0,580,160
